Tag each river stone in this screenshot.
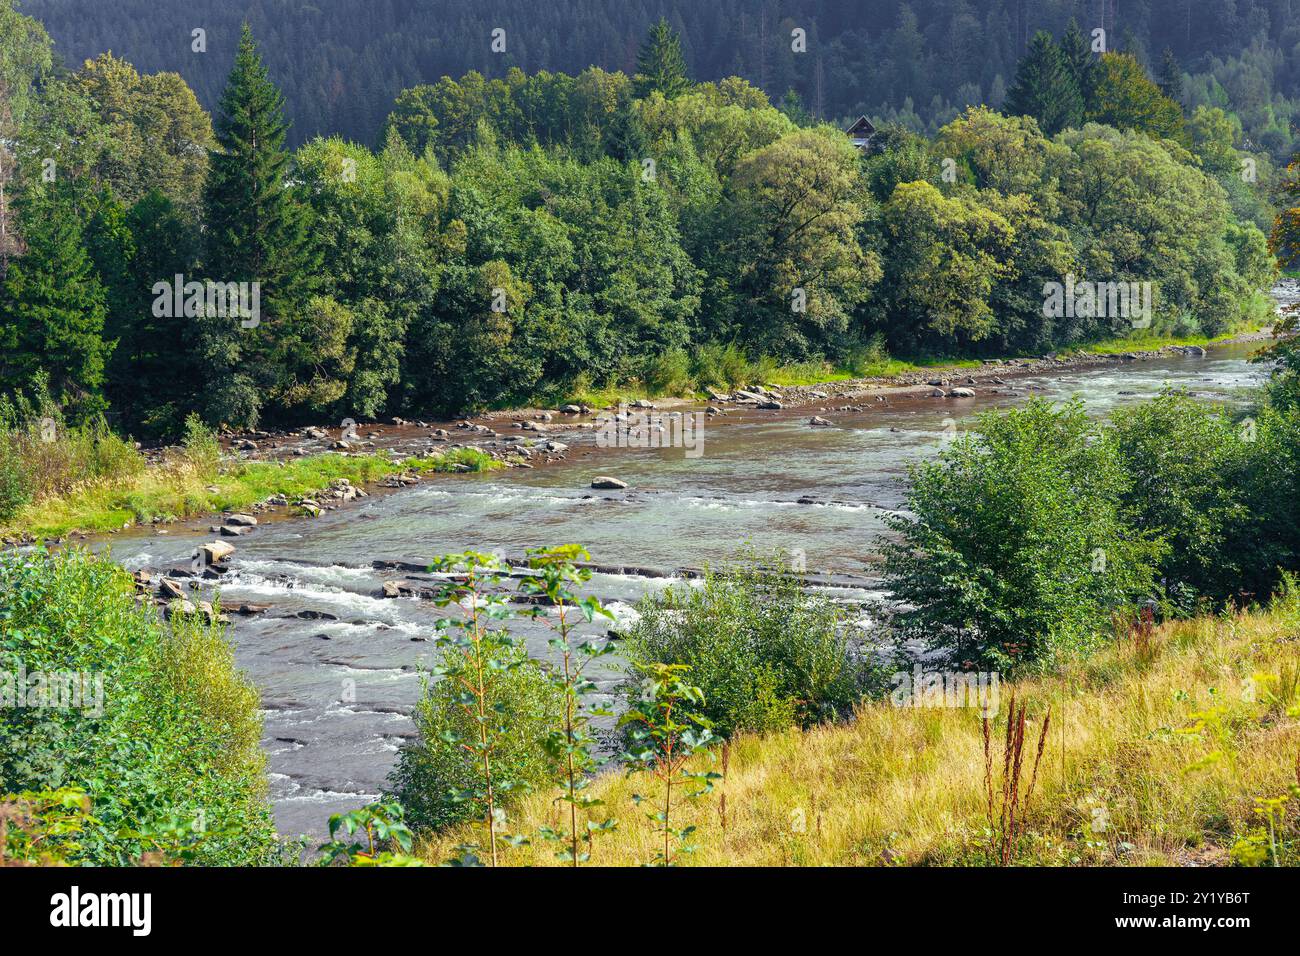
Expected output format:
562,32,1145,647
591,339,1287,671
163,599,197,619
809,416,833,426
591,476,628,490
158,578,186,600
949,387,976,398
202,541,236,565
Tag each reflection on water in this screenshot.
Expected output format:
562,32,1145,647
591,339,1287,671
104,341,1269,838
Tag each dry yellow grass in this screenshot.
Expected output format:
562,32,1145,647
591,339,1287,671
419,600,1300,866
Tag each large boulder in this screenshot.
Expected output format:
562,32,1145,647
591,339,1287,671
201,540,236,565
591,476,628,490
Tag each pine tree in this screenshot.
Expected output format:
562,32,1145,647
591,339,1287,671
200,23,319,428
0,184,110,422
634,18,691,100
1004,31,1083,135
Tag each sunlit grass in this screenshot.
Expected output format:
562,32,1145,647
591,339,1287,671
4,448,499,539
418,599,1300,866
1061,326,1267,357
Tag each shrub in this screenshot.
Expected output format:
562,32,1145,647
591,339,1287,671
643,347,693,395
0,548,279,865
388,642,563,834
881,398,1163,671
1106,388,1251,606
620,553,873,739
180,412,222,479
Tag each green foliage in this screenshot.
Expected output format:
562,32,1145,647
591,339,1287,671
0,786,92,866
634,18,691,101
619,661,720,866
519,544,617,865
1106,389,1252,606
389,640,562,840
622,553,873,739
0,548,280,865
199,24,321,429
0,182,110,423
1088,53,1187,145
393,551,557,865
882,399,1163,671
318,801,424,866
1004,31,1083,135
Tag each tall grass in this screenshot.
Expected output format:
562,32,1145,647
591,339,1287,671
0,400,145,523
419,595,1300,866
0,408,499,538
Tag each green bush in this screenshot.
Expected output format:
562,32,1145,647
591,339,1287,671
387,644,563,833
620,554,874,739
0,548,280,865
1106,388,1252,607
181,412,222,479
881,398,1164,671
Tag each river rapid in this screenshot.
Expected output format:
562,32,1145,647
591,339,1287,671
100,341,1268,840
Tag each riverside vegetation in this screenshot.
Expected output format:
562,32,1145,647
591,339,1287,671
8,368,1300,866
3,5,1300,868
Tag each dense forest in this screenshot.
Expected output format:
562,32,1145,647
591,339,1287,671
20,0,1300,163
0,1,1283,440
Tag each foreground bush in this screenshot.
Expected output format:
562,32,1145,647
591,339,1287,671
1106,389,1253,607
882,398,1162,671
388,642,563,834
0,548,280,865
621,554,875,738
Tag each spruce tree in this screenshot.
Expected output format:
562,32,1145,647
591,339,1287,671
0,184,110,422
1158,48,1185,109
634,18,691,100
1004,31,1083,135
1059,19,1097,115
200,23,319,428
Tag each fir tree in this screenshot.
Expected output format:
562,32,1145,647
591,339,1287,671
634,18,690,100
1158,48,1185,110
0,184,110,422
1059,19,1097,114
1004,32,1083,135
200,23,319,428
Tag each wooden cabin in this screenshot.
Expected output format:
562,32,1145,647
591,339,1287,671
844,116,877,151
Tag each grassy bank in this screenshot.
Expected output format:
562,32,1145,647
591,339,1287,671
1060,327,1265,357
418,598,1300,867
1,416,498,540
541,325,1267,409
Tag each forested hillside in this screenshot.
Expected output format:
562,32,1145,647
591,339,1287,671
20,0,1300,160
0,3,1281,443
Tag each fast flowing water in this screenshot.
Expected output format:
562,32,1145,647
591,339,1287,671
102,341,1268,839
